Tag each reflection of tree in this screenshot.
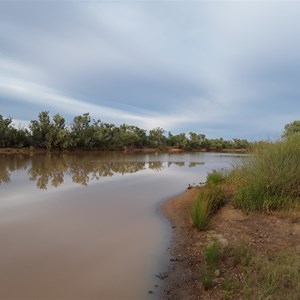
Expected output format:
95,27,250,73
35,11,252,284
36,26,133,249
0,153,206,189
0,169,10,184
189,162,205,168
148,161,163,171
26,153,151,189
0,154,31,184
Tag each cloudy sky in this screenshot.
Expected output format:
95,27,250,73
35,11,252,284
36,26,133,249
1,1,300,140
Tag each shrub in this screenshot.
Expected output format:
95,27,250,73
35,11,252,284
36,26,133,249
207,169,226,185
233,136,300,212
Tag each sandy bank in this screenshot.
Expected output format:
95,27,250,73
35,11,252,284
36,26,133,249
160,187,300,299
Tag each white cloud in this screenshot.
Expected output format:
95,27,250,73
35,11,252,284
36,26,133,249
0,77,191,130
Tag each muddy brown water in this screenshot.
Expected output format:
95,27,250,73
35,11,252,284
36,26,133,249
0,152,241,299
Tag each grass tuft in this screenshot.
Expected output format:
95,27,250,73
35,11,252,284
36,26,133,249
191,186,225,230
204,240,224,266
207,169,227,185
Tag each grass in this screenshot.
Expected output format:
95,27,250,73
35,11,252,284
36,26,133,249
204,240,224,266
231,243,252,267
200,240,224,290
191,194,211,230
201,269,214,290
199,241,300,298
207,169,227,185
233,135,300,212
191,185,225,230
240,250,300,299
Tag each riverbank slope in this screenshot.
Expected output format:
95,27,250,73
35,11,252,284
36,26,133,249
161,187,300,299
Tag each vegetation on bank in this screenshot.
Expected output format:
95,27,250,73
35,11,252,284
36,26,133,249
192,122,300,229
0,111,252,151
233,135,300,212
190,123,300,298
200,239,300,299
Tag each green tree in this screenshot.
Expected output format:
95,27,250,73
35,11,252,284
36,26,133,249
45,114,71,150
148,127,166,147
29,111,52,148
0,115,14,147
71,113,94,148
172,133,188,148
282,120,300,138
188,132,206,149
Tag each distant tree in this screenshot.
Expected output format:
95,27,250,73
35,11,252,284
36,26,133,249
29,111,52,148
71,113,94,148
171,133,188,148
45,114,71,150
188,132,206,149
148,127,166,147
282,120,300,138
0,115,14,147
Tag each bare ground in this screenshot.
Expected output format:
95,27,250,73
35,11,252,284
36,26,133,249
160,187,300,300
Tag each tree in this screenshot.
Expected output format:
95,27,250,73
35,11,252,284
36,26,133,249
0,115,14,147
282,120,300,138
71,113,94,148
29,111,52,148
188,132,206,149
148,127,166,147
45,114,71,150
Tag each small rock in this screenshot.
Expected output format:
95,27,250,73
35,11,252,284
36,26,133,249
214,269,221,277
148,290,154,294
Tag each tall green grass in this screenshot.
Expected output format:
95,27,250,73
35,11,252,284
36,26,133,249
233,135,300,212
191,185,225,230
207,169,227,185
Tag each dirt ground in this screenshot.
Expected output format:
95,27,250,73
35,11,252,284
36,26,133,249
160,187,300,300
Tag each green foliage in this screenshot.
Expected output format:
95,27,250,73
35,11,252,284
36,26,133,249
191,186,225,230
0,115,30,148
241,251,300,299
207,169,227,185
231,243,252,267
0,111,254,151
204,240,224,266
191,195,211,230
201,269,214,290
233,136,300,212
282,120,300,138
148,127,166,147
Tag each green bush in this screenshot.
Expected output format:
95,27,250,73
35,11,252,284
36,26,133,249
233,136,300,212
207,169,227,185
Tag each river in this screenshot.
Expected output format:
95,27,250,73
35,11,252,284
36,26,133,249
0,151,241,299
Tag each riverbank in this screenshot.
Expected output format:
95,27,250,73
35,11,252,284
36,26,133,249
161,187,300,299
0,147,249,155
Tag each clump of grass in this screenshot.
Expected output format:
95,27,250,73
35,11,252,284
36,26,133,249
241,251,300,299
191,195,211,230
232,243,252,267
207,169,227,185
204,240,224,266
201,269,214,290
191,186,225,230
200,241,224,290
233,135,300,212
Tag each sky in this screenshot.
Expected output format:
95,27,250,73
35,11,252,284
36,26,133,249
1,1,300,141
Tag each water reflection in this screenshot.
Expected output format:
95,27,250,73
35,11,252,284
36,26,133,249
0,153,205,189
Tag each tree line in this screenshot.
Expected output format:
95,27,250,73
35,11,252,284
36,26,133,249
0,111,252,151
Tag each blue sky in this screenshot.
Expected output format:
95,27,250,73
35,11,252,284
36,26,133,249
1,1,300,140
